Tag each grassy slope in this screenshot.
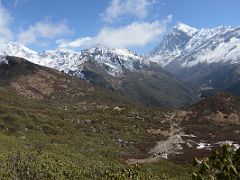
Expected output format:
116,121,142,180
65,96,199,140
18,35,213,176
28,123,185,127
0,56,196,178
0,85,193,179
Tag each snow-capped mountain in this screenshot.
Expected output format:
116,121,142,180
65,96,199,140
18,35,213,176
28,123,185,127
0,42,38,60
149,23,240,96
149,23,198,66
0,42,145,77
149,23,240,67
0,42,196,107
77,47,145,76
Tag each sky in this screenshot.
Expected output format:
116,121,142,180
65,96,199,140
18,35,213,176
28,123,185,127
0,0,240,53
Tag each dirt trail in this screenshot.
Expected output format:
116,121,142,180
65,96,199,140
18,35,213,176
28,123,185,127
126,111,186,164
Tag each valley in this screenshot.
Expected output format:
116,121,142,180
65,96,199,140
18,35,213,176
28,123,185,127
0,55,239,179
0,22,239,179
0,56,194,179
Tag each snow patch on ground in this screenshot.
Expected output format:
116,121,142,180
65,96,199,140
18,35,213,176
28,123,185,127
196,142,212,150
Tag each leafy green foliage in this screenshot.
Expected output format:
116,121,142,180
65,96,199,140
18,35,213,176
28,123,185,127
103,163,174,179
104,164,142,179
0,150,82,179
193,145,240,180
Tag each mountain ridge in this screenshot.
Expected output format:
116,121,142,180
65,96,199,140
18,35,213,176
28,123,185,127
3,23,240,103
0,45,196,107
149,23,240,97
0,42,145,77
148,23,238,67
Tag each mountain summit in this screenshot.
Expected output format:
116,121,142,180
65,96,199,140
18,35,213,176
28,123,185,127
173,23,198,36
149,24,240,96
149,24,238,67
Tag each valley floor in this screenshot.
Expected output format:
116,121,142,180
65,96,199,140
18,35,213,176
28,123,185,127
0,87,194,179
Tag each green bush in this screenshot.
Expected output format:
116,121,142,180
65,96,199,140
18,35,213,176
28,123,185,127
102,164,171,180
0,150,82,180
193,144,240,180
103,164,141,179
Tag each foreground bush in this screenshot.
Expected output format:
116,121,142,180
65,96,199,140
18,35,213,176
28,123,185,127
0,150,82,179
193,144,240,180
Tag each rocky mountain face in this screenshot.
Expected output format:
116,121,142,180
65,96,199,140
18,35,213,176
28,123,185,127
149,23,240,97
2,23,240,102
0,44,196,107
0,42,145,77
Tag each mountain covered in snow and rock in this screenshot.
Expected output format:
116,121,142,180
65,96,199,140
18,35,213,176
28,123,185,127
1,27,240,179
2,22,240,104
0,42,145,77
149,23,240,67
149,23,240,96
0,42,196,107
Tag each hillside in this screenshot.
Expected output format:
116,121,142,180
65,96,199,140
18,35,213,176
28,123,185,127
124,92,240,164
80,60,196,107
0,56,193,179
0,44,197,107
0,56,133,105
0,55,239,179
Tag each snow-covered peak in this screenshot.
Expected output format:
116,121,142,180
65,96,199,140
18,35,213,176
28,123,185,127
0,42,145,77
82,47,142,61
80,47,144,76
148,24,198,66
173,23,198,36
0,42,37,57
149,24,240,67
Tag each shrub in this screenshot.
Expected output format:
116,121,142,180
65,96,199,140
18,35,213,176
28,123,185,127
0,150,82,179
193,144,240,180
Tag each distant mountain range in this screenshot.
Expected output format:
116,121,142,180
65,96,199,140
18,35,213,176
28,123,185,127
1,23,240,105
0,42,144,77
0,44,196,107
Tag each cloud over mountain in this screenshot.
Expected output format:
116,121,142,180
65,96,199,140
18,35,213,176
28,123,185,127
18,19,72,46
58,21,166,49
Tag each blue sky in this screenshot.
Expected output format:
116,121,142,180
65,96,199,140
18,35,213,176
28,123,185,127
0,0,240,53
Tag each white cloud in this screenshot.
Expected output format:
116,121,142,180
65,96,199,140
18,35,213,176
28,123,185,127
56,37,92,48
58,21,166,49
18,20,72,46
0,2,13,45
101,0,156,23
